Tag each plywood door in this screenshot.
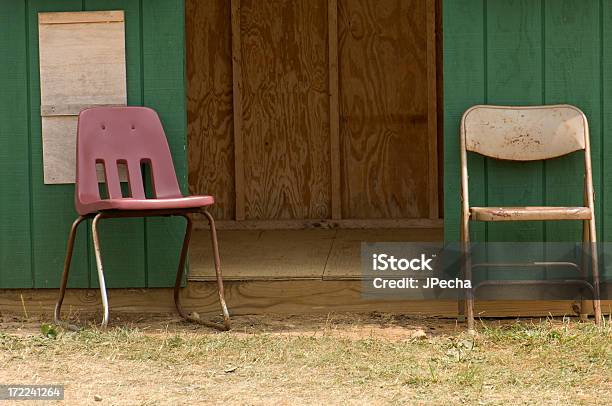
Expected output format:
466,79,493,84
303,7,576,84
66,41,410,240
338,0,436,220
187,0,439,225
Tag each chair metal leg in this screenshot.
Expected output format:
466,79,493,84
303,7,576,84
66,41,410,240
579,220,590,321
54,215,89,330
588,219,602,324
460,219,474,332
464,246,475,333
92,213,110,328
173,211,231,331
457,251,466,323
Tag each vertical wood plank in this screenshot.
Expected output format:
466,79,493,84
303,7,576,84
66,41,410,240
328,0,342,220
544,1,601,244
485,0,543,241
426,0,439,220
231,0,245,221
240,0,331,220
443,0,486,242
339,0,431,219
0,0,33,288
142,0,188,287
186,0,235,220
84,0,146,288
602,0,612,283
485,0,544,278
28,0,90,288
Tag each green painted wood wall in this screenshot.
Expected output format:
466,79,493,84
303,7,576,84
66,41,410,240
444,0,612,282
0,0,187,288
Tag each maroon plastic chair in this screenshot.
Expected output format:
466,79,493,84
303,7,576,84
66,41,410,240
54,106,230,330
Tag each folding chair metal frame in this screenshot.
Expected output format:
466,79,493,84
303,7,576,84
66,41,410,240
459,105,602,331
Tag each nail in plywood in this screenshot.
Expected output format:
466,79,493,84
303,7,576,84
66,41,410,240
38,10,127,184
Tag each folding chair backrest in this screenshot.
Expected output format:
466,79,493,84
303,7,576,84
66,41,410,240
76,107,182,207
461,105,588,161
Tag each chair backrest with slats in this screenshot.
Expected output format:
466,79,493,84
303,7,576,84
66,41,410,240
461,105,588,161
75,107,182,211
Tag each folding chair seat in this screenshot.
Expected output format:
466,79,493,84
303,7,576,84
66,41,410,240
470,206,592,222
460,105,602,331
54,106,230,330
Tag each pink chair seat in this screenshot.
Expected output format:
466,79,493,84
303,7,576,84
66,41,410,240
79,195,215,213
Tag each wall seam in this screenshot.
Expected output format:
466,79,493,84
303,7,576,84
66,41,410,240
83,0,91,288
483,0,489,241
25,0,35,288
600,0,605,241
139,0,148,287
541,0,547,243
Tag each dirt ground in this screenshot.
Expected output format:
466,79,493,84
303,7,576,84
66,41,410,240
0,312,610,405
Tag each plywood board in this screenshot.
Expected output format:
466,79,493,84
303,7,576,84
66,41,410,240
323,228,443,280
38,10,126,184
240,0,331,220
186,0,235,220
231,0,245,221
186,0,441,224
328,0,342,220
338,0,431,219
189,229,335,280
188,228,443,281
3,286,609,318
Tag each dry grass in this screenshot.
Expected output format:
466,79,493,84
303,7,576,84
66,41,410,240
0,313,610,405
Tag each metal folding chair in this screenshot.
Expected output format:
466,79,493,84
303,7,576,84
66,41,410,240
54,106,230,330
460,105,602,331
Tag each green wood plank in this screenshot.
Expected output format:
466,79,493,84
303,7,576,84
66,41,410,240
0,0,33,288
544,1,602,279
28,0,89,288
601,0,612,284
84,0,146,288
544,1,602,242
443,0,486,243
486,0,544,241
142,0,188,287
485,0,545,279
